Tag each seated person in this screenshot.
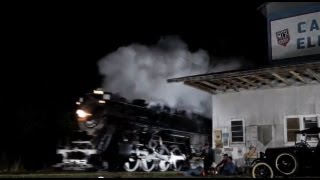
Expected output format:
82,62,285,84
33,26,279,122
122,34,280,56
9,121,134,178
244,145,257,160
221,156,237,175
215,154,228,174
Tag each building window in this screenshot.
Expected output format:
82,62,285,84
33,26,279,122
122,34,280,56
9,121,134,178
286,117,300,142
303,116,319,141
231,119,244,143
284,115,320,144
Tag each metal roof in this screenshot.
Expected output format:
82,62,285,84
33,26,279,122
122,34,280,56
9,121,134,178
167,61,320,95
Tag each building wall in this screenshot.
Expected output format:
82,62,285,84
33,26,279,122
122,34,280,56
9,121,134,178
211,84,320,164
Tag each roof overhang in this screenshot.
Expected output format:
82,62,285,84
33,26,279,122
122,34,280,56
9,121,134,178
167,61,320,95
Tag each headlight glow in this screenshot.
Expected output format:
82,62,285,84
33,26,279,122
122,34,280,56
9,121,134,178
76,109,92,118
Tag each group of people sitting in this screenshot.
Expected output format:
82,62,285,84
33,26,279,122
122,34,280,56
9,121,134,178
211,153,237,175
200,144,237,176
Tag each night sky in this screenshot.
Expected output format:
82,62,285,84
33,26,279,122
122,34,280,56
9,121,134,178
4,2,268,109
1,1,267,169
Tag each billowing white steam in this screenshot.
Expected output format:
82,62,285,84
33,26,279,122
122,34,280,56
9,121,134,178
98,36,242,117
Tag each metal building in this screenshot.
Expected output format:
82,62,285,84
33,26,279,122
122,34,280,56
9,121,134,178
167,2,320,166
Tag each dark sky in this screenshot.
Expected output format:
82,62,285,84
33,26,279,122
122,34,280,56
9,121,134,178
3,2,268,126
0,2,270,167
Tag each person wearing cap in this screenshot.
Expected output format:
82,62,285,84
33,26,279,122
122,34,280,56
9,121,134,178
214,153,228,174
222,156,237,175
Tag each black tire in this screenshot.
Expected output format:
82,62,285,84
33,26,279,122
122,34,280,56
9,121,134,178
275,153,298,176
250,159,262,167
252,162,274,178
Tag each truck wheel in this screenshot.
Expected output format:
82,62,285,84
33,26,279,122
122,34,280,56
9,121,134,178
275,153,298,176
252,162,274,178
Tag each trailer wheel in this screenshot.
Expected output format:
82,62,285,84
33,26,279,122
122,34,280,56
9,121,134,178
252,162,274,178
275,153,298,176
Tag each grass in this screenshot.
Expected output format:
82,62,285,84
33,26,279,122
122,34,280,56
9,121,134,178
0,171,187,178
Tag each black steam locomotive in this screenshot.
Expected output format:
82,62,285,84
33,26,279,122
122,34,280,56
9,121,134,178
53,89,211,172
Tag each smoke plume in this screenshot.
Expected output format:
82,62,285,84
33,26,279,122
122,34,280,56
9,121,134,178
97,36,243,117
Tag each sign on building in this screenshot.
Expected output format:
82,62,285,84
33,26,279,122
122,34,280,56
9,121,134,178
271,11,320,60
264,2,320,62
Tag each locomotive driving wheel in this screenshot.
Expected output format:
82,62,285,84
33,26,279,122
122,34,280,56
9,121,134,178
156,145,170,172
123,154,140,172
170,147,184,171
140,146,156,172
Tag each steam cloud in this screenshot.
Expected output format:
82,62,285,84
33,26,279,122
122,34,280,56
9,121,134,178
97,36,244,117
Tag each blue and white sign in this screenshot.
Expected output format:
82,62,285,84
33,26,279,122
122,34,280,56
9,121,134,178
271,11,320,60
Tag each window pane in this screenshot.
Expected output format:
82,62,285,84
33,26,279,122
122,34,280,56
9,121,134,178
303,117,318,129
231,120,244,142
232,137,243,142
287,118,299,129
287,130,297,142
231,126,243,131
232,131,243,137
231,121,243,126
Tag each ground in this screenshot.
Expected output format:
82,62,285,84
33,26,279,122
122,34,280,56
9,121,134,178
0,171,251,178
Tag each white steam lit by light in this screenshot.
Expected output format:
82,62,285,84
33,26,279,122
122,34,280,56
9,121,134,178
76,109,92,118
97,36,216,117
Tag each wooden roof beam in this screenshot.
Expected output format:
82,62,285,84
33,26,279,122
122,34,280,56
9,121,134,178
237,77,259,88
200,81,226,92
227,78,249,89
219,79,239,92
207,80,227,91
306,69,320,82
289,70,306,83
253,75,273,87
271,72,290,85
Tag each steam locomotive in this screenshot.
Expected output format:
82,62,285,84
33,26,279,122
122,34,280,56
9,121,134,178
53,89,211,172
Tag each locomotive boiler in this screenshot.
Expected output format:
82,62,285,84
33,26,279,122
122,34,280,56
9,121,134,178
53,89,211,172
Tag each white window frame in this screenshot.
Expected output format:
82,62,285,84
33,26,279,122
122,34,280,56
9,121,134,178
230,118,245,144
284,114,320,146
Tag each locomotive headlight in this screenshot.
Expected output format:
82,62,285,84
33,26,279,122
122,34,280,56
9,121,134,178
76,109,92,118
